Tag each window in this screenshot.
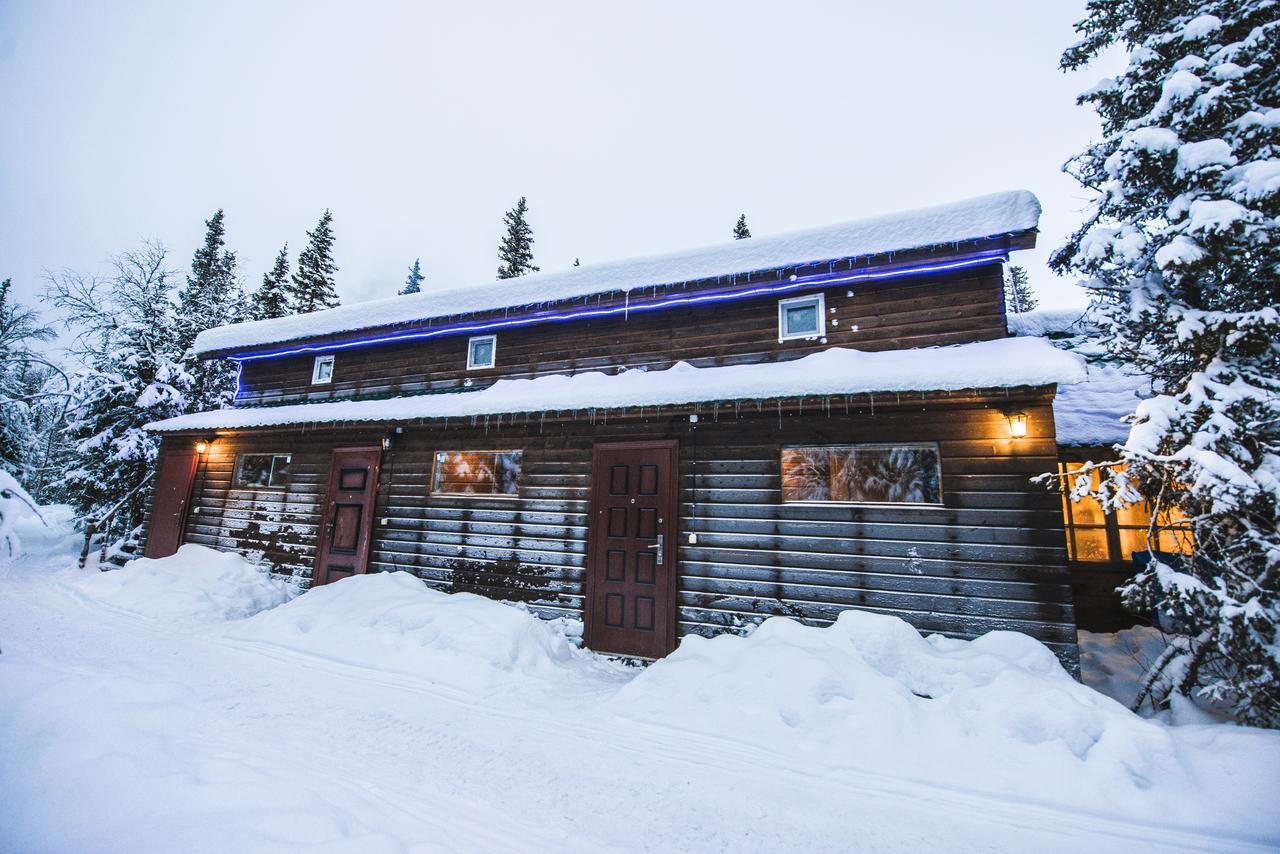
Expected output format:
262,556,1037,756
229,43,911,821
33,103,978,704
312,354,335,384
467,335,496,370
234,453,292,488
431,450,522,496
1058,462,1193,563
778,293,825,340
781,443,942,504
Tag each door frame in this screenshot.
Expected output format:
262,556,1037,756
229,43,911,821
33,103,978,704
143,448,200,558
312,445,383,588
583,439,681,657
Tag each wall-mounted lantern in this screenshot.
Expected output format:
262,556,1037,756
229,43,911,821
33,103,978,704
1006,410,1028,439
195,440,210,454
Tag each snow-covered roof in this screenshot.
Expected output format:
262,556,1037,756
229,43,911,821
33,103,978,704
195,190,1041,356
1007,308,1150,446
148,337,1082,433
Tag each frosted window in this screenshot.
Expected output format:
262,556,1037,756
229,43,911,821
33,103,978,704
467,335,496,370
778,294,825,340
431,450,522,496
235,453,292,488
781,444,941,504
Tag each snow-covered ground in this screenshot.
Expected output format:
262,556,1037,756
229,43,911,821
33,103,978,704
2,521,1278,852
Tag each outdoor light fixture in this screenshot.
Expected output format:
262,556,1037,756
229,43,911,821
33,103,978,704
194,440,210,454
381,434,394,451
1006,411,1028,439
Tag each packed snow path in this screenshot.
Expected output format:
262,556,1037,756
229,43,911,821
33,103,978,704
2,554,1277,852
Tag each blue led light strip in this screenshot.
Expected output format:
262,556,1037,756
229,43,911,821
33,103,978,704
227,252,1008,363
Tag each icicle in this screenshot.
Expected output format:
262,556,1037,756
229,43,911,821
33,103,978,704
539,411,546,433
870,393,875,416
624,290,630,320
777,399,783,430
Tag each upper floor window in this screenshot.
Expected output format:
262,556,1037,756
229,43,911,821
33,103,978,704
467,335,497,370
778,293,825,341
234,453,292,489
1058,462,1193,563
431,450,522,496
312,354,335,384
781,443,942,505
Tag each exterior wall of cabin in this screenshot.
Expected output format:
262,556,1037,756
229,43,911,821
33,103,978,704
158,390,1078,665
235,265,1008,406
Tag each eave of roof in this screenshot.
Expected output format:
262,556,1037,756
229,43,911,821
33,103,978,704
148,337,1083,434
194,190,1041,358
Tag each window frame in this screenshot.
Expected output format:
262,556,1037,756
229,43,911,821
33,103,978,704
311,354,335,385
466,335,497,370
429,449,523,498
233,452,293,490
777,293,826,341
779,441,944,507
1057,460,1193,564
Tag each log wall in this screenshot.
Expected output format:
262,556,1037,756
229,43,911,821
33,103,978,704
236,266,1009,406
164,390,1078,665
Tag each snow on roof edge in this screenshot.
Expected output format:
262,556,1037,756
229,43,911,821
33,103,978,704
149,337,1083,433
195,190,1041,356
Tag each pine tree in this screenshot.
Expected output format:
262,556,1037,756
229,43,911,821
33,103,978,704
573,258,581,267
250,244,291,321
733,214,752,240
1055,0,1280,725
49,243,191,541
400,258,425,295
1003,265,1039,313
288,210,340,313
175,210,243,412
496,197,539,279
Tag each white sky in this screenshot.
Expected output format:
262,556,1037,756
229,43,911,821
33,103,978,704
0,1,1120,329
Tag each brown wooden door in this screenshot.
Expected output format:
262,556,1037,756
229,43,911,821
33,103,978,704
585,440,679,658
143,449,199,558
312,446,382,587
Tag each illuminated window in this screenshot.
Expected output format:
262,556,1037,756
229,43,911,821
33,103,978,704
431,450,522,496
312,354,335,384
1058,462,1193,563
781,444,942,504
467,335,496,370
778,294,825,340
234,453,292,488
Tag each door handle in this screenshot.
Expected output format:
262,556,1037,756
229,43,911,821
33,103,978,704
645,534,664,564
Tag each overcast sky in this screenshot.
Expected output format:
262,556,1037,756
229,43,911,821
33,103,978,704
1,1,1119,330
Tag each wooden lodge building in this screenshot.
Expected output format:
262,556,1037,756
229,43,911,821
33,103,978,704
143,191,1126,668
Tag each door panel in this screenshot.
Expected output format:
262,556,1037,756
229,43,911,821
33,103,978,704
143,449,199,558
312,446,381,588
585,440,679,658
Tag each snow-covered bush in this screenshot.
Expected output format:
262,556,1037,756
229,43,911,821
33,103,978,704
0,470,42,557
1054,1,1279,725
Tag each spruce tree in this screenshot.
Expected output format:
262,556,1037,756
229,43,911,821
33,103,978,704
1055,0,1279,725
175,210,243,412
733,214,752,240
496,197,539,279
0,278,55,478
573,258,581,267
1003,265,1039,313
250,244,291,321
289,210,340,313
400,258,425,295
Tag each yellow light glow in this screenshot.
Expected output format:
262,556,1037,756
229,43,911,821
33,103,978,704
1007,412,1028,439
195,441,210,454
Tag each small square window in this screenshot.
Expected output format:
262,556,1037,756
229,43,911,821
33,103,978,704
778,294,825,340
467,335,496,370
312,354,335,384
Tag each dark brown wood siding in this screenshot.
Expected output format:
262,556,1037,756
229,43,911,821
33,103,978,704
157,391,1076,664
236,266,1008,406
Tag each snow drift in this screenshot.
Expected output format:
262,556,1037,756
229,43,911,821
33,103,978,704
73,544,295,624
224,571,626,695
60,554,1280,839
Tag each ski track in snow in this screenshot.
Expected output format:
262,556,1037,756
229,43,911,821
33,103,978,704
1,570,1275,853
